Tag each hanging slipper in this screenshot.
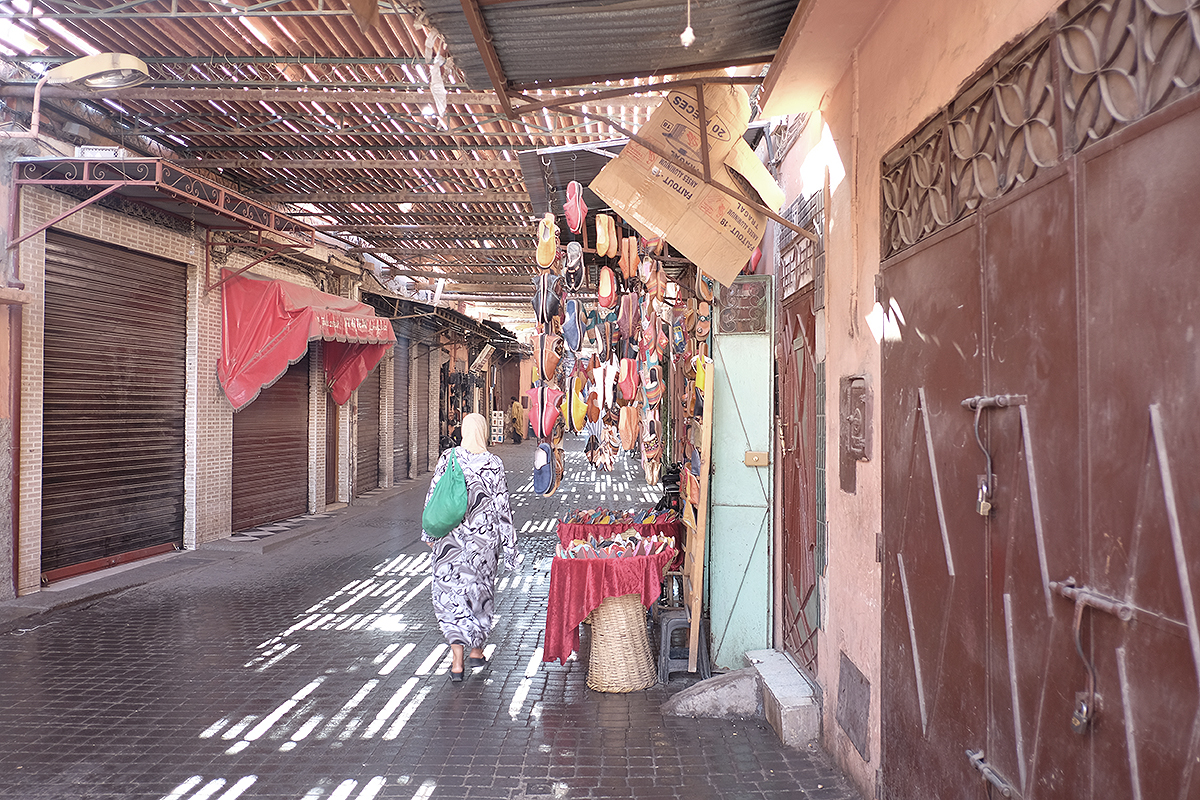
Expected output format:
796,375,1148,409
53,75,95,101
638,254,655,285
684,298,698,334
598,265,617,309
564,241,585,291
586,391,601,423
671,311,687,358
533,443,554,495
619,403,639,451
536,332,563,382
696,269,715,302
605,214,619,258
742,244,762,275
532,272,562,326
562,297,583,353
565,180,588,234
617,291,639,342
595,213,611,260
618,356,640,401
695,301,712,339
537,212,558,269
642,358,664,407
619,232,637,281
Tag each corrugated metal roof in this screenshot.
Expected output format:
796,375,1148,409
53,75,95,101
422,0,797,91
0,0,798,324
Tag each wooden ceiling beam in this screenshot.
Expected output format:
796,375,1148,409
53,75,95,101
459,0,516,118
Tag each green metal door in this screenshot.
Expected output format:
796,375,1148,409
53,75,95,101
707,276,774,669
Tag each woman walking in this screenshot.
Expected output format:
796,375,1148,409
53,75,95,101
422,412,518,682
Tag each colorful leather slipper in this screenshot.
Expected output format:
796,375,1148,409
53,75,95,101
532,272,562,326
696,270,715,302
605,214,619,258
598,265,617,309
595,213,611,260
619,403,639,451
537,212,558,268
562,297,583,353
695,301,711,338
564,241,585,291
643,359,664,407
532,442,553,494
618,357,640,401
743,244,762,275
565,180,588,234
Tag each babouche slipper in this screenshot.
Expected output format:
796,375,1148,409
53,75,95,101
565,180,588,234
537,212,558,268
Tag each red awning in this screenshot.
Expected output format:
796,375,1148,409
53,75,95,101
217,270,396,411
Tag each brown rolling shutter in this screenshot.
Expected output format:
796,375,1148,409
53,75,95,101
42,232,187,574
354,366,380,495
231,354,309,530
392,337,409,480
413,344,430,476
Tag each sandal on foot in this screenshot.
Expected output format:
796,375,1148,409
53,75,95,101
450,669,464,683
467,656,489,668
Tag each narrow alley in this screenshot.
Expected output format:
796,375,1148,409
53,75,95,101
0,436,857,800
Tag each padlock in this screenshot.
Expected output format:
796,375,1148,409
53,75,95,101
977,485,992,516
1070,700,1090,734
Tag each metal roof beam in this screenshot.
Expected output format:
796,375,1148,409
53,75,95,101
256,191,529,203
176,158,519,171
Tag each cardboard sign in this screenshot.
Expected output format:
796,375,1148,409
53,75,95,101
590,82,784,287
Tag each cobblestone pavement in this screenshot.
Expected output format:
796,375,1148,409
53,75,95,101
0,435,859,800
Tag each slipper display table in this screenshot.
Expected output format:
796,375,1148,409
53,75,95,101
556,520,684,570
544,549,674,692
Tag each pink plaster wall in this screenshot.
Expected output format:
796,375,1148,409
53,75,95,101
778,0,1058,795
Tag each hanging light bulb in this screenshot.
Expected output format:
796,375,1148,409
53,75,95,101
680,0,695,47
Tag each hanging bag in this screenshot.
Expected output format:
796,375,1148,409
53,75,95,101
422,448,469,538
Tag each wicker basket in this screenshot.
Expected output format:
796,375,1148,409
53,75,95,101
586,593,657,693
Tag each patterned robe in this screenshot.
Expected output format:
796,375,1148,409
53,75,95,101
421,447,518,649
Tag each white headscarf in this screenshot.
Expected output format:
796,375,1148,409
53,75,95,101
461,412,489,454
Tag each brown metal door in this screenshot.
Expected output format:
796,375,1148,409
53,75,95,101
231,354,308,530
881,223,988,799
392,336,409,480
42,232,186,575
979,171,1088,798
778,287,819,674
1072,99,1200,800
355,365,380,496
882,97,1200,800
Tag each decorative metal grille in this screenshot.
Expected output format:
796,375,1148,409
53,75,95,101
882,0,1200,259
777,190,824,298
718,276,771,334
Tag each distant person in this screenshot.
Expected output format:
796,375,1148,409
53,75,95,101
422,413,517,682
509,395,523,443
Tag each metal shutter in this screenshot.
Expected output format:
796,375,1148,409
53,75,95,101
354,366,380,495
231,354,309,530
392,337,409,480
413,344,430,476
42,232,187,575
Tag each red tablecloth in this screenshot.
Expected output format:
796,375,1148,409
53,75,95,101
556,520,683,570
543,549,675,664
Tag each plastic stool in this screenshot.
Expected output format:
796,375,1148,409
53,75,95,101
657,608,711,683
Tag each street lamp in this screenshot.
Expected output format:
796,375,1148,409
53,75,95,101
1,53,149,140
